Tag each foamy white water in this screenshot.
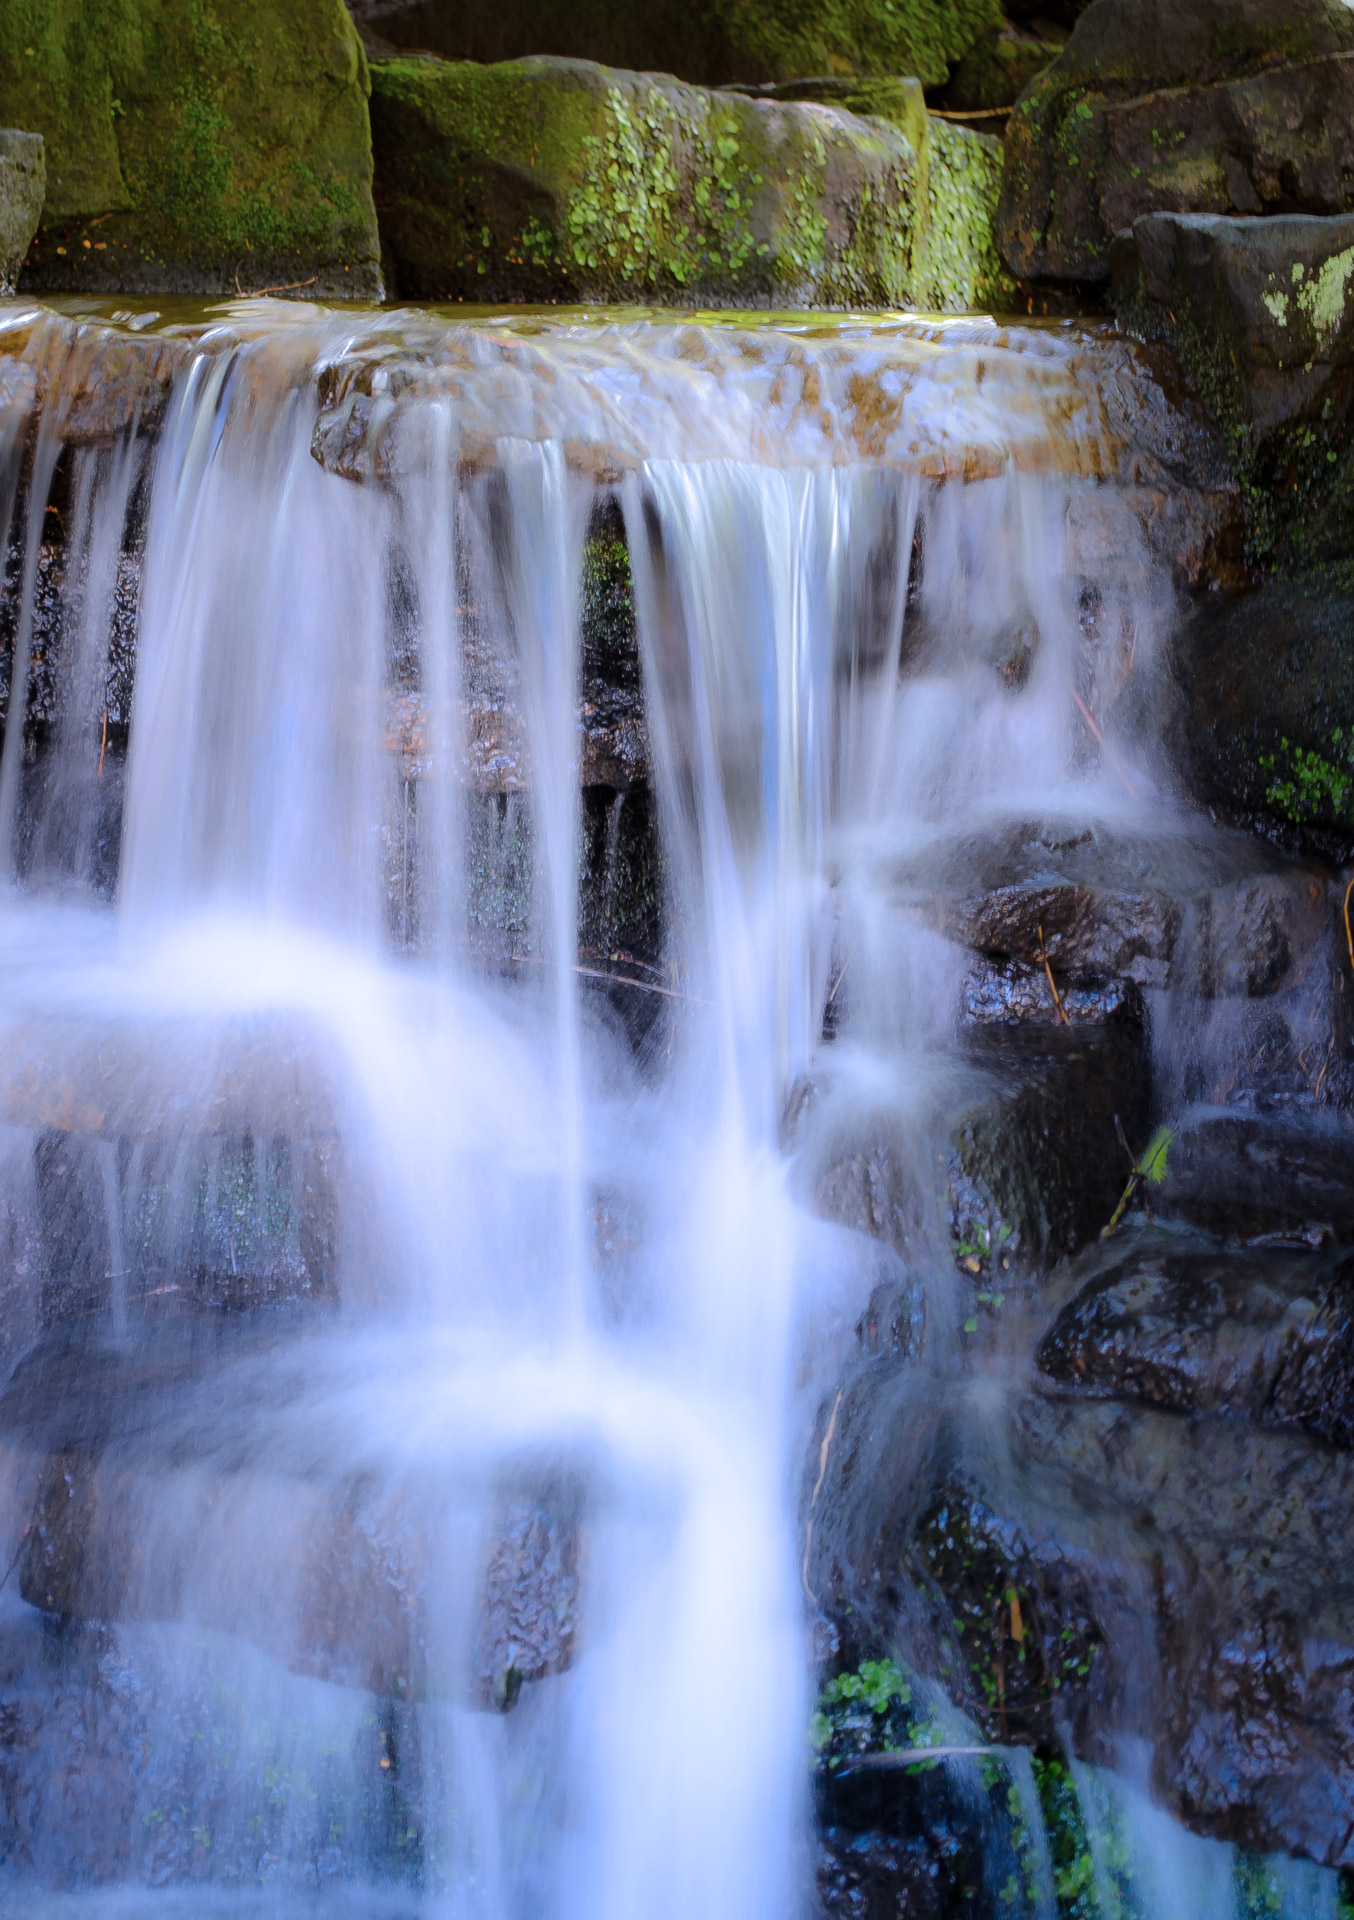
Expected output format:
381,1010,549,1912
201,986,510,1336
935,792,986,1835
0,301,1336,1918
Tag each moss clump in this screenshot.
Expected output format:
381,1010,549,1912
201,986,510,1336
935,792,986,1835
0,0,381,296
372,54,1010,311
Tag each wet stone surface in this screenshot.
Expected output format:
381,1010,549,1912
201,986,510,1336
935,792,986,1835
1037,1229,1354,1445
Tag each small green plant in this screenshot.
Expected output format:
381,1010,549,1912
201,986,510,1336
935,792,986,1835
1260,730,1354,829
810,1655,913,1765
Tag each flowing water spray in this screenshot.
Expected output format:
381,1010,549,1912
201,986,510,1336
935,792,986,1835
0,302,1338,1918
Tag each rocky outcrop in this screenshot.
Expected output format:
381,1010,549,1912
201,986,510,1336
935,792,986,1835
996,0,1354,286
0,0,381,298
368,53,1011,310
346,0,1004,91
0,131,44,294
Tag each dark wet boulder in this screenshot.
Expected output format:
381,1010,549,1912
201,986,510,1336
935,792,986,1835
347,0,1004,91
897,816,1333,1002
3,0,381,298
1174,573,1354,857
996,0,1354,286
808,1363,1354,1867
1148,1109,1354,1247
0,131,44,294
793,1017,1151,1290
1036,1230,1354,1444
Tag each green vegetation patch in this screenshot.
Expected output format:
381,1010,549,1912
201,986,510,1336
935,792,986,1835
0,0,381,295
371,53,1010,312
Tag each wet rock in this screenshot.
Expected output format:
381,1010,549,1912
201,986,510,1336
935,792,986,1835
5,1,381,299
996,0,1354,286
815,1770,997,1920
0,132,44,295
898,816,1332,1001
1174,574,1354,857
796,1018,1151,1279
0,313,195,450
347,0,1004,91
1036,1229,1354,1444
368,54,1011,311
949,1023,1152,1267
474,1490,582,1709
0,1330,583,1707
810,1366,1354,1867
945,880,1181,987
1149,1109,1354,1245
961,955,1142,1026
1111,213,1354,571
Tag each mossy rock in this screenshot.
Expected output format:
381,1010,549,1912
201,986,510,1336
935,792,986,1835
348,0,1003,92
995,0,1354,286
1111,211,1354,571
369,53,1015,311
0,0,381,297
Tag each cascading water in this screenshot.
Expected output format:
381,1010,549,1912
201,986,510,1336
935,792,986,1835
0,299,1346,1920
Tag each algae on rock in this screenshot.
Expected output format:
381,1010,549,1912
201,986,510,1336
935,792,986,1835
0,0,382,296
370,54,1014,312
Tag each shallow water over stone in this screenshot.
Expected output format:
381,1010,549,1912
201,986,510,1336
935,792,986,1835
0,295,1347,1919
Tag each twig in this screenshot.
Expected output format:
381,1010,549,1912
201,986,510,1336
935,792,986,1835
508,951,708,1005
826,948,855,1007
1343,874,1354,975
97,709,107,780
802,1387,843,1605
1069,686,1140,801
1033,923,1070,1026
234,275,320,300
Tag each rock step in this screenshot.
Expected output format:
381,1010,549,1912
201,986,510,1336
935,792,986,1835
1038,1224,1354,1444
0,1316,582,1708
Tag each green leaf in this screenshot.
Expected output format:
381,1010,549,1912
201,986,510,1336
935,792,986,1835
1138,1125,1173,1186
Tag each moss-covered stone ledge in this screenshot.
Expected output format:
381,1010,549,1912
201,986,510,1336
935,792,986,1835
369,53,1013,311
0,0,382,298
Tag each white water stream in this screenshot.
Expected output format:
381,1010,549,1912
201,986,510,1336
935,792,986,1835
0,303,1340,1918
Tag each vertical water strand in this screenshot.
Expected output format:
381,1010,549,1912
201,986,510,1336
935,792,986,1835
0,320,75,887
496,440,593,1337
833,469,919,826
399,401,465,968
117,349,235,922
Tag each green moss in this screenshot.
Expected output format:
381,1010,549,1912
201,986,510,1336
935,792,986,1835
0,0,381,295
374,56,1003,309
914,117,1016,311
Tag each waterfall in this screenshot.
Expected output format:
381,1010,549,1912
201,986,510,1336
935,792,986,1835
0,302,1342,1918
